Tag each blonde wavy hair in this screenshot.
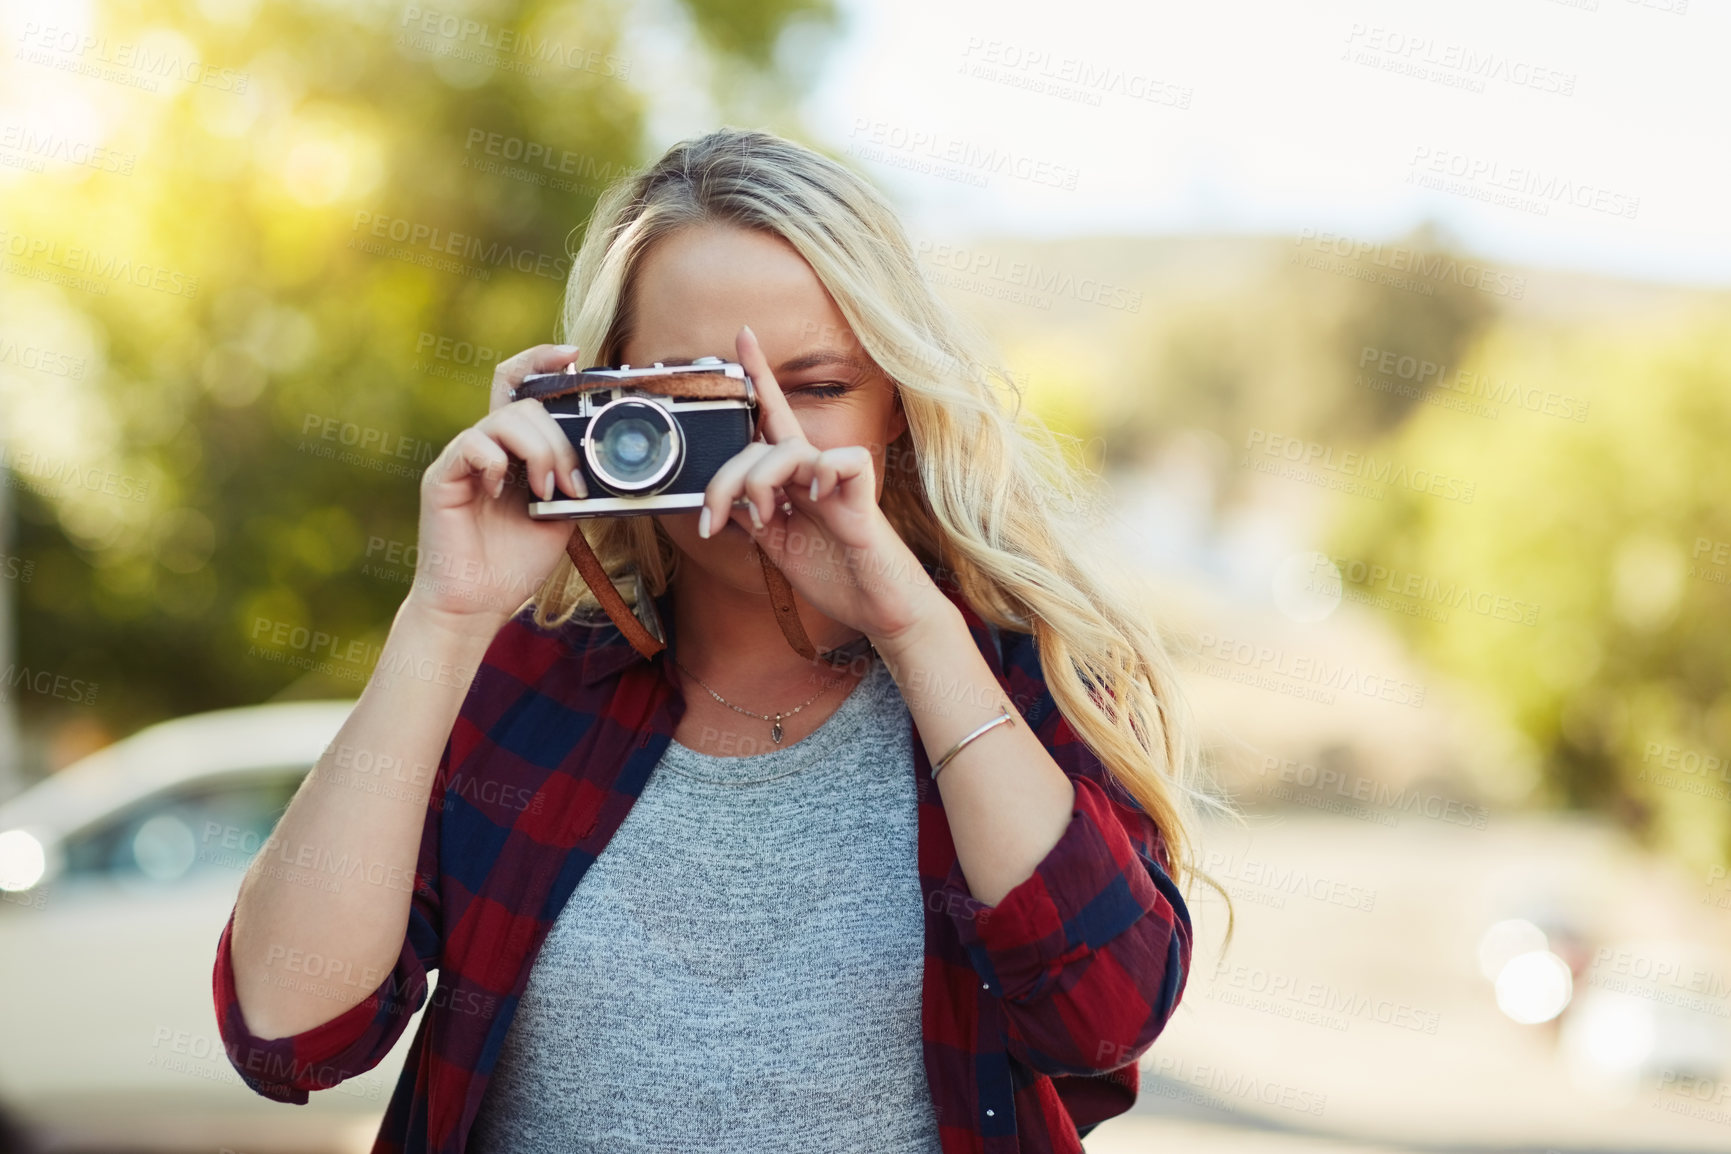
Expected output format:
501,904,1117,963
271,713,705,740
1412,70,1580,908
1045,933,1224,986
527,126,1231,926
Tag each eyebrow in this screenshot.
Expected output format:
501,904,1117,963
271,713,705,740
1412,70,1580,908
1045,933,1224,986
776,349,873,375
651,348,872,374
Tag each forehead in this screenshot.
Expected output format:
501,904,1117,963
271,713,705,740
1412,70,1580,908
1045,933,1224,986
621,223,863,362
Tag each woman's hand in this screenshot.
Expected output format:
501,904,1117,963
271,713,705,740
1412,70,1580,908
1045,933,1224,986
406,344,590,630
699,325,950,649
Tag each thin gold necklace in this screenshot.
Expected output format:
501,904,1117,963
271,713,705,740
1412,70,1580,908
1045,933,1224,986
672,655,861,744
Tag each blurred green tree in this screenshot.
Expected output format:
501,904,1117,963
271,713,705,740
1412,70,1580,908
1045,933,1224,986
0,0,837,761
1325,305,1731,870
1114,223,1496,469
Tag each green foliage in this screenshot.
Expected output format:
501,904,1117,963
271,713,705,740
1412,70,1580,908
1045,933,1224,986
1326,304,1731,868
0,0,832,746
679,0,837,69
1120,225,1495,465
1098,224,1731,868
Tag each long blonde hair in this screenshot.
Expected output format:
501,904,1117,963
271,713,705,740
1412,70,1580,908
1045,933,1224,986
529,127,1231,925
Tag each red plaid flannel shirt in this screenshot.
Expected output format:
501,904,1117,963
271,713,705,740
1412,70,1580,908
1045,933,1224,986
212,563,1192,1152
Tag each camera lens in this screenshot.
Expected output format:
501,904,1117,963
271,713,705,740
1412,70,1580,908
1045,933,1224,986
586,399,682,493
601,418,660,475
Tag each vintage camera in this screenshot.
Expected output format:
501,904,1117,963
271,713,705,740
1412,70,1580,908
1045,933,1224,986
509,356,757,519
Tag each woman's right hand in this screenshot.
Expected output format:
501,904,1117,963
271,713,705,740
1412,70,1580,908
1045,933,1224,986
407,343,591,629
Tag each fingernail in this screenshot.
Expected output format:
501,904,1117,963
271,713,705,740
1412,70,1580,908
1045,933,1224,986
556,344,578,354
569,468,587,499
543,471,555,501
747,500,763,531
810,477,819,502
493,473,505,499
698,507,711,539
742,324,756,343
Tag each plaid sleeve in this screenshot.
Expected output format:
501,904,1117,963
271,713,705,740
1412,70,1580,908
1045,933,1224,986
934,647,1193,1078
211,738,449,1104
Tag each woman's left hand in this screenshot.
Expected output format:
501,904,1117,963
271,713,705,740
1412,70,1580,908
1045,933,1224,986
697,324,949,649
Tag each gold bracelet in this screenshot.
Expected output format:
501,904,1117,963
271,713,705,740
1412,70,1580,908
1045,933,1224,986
930,705,1015,781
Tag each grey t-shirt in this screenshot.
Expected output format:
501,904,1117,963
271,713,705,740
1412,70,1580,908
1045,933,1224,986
467,653,943,1153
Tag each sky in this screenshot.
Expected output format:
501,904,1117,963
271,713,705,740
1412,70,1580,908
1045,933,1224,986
769,0,1730,287
5,0,1724,286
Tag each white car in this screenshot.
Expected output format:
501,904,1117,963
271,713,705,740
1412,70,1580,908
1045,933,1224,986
0,699,422,1154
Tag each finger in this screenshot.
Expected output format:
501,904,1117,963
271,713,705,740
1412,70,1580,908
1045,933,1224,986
806,445,875,505
700,439,775,538
490,343,584,413
425,427,510,500
735,325,805,446
742,440,820,534
502,397,587,499
474,404,576,501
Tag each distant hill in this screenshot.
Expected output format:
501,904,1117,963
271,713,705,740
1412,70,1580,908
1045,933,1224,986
916,232,1725,339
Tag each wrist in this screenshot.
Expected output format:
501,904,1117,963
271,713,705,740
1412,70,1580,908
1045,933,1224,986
868,591,965,665
395,594,512,651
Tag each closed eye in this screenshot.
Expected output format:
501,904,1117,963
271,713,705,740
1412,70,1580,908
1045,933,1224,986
788,382,855,399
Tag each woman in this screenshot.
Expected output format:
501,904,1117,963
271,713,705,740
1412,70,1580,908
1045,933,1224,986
214,128,1212,1153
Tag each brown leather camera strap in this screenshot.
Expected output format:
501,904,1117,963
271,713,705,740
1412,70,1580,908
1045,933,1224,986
563,525,664,659
516,369,751,405
755,540,816,659
563,524,816,663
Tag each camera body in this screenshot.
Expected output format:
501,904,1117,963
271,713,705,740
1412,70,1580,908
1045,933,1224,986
510,356,756,519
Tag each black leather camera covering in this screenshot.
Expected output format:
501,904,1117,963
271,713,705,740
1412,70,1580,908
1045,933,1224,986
549,401,753,499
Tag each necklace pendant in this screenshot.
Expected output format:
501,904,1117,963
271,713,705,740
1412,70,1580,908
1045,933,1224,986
771,716,784,744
